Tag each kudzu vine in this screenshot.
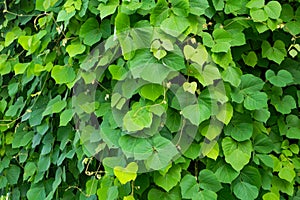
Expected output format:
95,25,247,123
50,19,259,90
0,0,300,200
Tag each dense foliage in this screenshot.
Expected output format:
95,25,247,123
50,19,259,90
1,0,300,199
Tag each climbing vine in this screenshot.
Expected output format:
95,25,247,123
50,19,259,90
0,0,300,199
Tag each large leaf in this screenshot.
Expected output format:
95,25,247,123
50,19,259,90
154,165,181,192
27,185,46,200
79,17,102,46
264,1,282,19
233,181,259,200
198,169,222,192
222,137,252,171
160,15,190,37
180,174,199,199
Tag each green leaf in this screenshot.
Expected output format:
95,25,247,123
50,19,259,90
253,109,270,123
271,176,294,196
271,95,296,114
253,134,274,154
56,10,76,22
261,40,287,64
222,66,242,87
265,69,293,87
198,169,222,192
12,130,34,148
148,187,181,200
189,0,209,15
250,8,268,22
246,0,264,9
51,65,76,84
86,178,99,195
215,163,239,183
244,92,268,110
181,104,201,126
115,12,130,33
233,181,259,200
212,0,224,11
154,165,181,192
23,162,37,181
66,43,86,57
285,21,300,36
59,109,74,126
170,0,189,17
6,165,20,184
278,167,295,182
140,63,173,84
27,185,46,200
216,103,233,125
140,84,164,101
123,107,153,132
108,65,128,80
180,174,199,199
98,0,119,19
192,190,217,200
240,166,262,188
222,137,252,171
114,162,138,184
224,122,253,142
242,51,258,67
37,154,51,171
160,16,190,37
145,135,178,170
150,0,169,26
240,74,265,94
42,96,67,116
14,63,30,75
264,1,282,19
79,18,102,46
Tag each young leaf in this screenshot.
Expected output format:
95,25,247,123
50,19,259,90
114,162,138,184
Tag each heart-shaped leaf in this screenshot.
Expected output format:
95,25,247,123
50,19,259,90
114,162,138,184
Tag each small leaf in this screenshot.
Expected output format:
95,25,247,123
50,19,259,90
59,109,74,126
265,69,293,87
114,162,138,184
98,0,119,19
66,43,86,57
242,51,258,67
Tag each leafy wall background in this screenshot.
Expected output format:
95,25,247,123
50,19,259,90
0,0,300,199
